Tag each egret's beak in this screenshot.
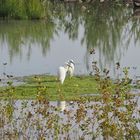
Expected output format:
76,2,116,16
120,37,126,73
69,60,75,65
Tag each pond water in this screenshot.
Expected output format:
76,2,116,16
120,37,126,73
0,2,140,79
0,97,140,140
1,2,140,139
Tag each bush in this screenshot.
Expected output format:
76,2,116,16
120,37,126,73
0,0,44,19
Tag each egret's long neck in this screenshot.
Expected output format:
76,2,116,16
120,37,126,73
65,65,72,71
64,66,69,71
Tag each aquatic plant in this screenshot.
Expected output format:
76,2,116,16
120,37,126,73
92,61,140,139
0,60,140,139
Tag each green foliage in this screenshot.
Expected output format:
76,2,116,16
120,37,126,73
25,0,44,19
0,0,12,18
91,61,139,139
10,0,27,19
0,0,45,19
0,0,125,20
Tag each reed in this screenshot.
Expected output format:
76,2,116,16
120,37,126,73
0,0,45,19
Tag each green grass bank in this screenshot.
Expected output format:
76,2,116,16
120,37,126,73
0,75,98,100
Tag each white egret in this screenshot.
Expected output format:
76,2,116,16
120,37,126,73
57,63,69,84
67,59,75,77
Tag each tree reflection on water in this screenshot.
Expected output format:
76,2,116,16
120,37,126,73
0,1,140,75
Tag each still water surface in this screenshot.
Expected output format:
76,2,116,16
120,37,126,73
1,97,140,140
0,3,140,139
0,3,140,78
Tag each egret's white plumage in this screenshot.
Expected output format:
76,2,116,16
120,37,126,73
58,64,69,84
67,60,75,77
57,60,75,84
